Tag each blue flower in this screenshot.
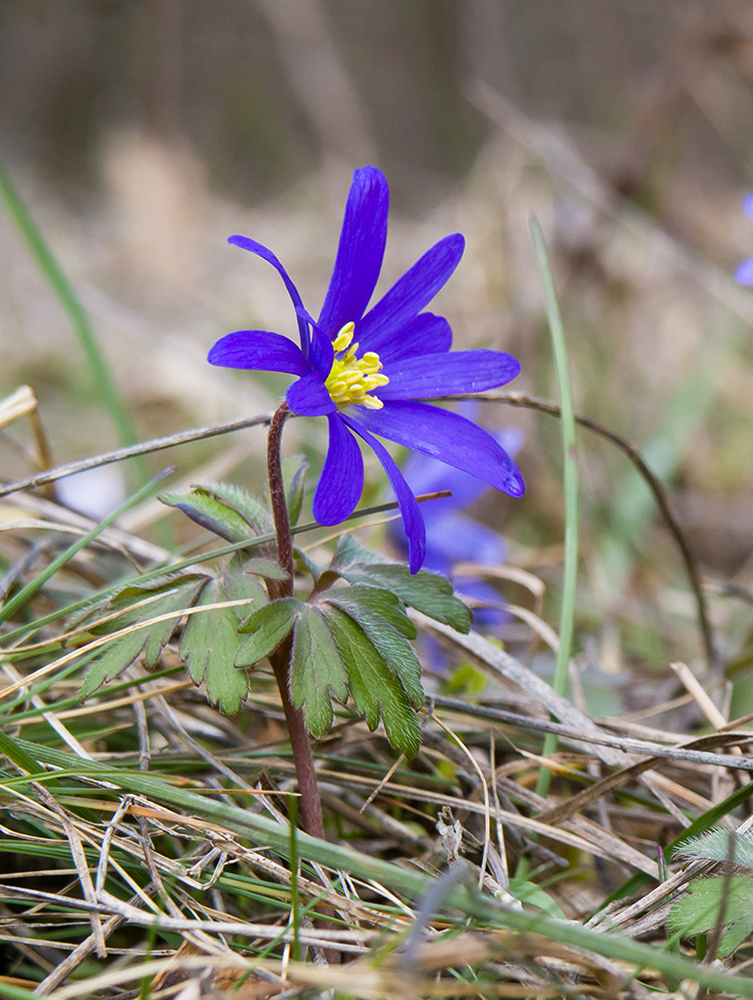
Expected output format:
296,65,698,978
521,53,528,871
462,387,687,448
208,166,524,572
392,405,522,624
736,193,753,284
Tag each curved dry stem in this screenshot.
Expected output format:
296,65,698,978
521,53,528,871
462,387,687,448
446,390,716,671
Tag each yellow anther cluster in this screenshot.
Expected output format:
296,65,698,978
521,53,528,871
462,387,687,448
324,322,389,410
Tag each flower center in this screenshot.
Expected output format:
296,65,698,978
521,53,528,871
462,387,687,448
324,322,389,410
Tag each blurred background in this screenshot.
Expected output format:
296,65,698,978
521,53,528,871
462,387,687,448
3,0,753,697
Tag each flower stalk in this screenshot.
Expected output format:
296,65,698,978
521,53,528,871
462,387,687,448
266,401,325,839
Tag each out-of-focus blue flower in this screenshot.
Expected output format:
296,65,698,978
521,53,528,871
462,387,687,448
391,403,523,627
208,166,524,572
735,193,753,284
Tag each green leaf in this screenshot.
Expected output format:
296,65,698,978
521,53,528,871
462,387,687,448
321,588,423,709
222,567,271,615
339,563,471,633
235,597,303,666
668,875,753,958
179,573,266,714
202,481,274,533
323,605,421,758
236,557,289,582
0,730,60,786
322,585,416,638
159,489,250,542
283,454,308,527
294,549,326,583
332,533,395,568
80,575,207,698
159,482,272,546
331,534,471,631
674,828,753,870
290,605,348,736
509,878,566,918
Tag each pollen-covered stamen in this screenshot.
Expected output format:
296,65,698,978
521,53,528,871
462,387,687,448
325,321,389,410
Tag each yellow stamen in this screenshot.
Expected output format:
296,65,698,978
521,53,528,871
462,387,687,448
325,322,389,409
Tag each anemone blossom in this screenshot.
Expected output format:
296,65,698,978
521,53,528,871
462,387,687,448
392,408,523,625
736,192,753,285
208,166,525,572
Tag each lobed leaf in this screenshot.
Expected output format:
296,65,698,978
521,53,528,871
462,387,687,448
80,575,207,698
235,597,303,666
234,557,289,582
320,588,423,709
331,534,471,632
322,605,421,758
674,828,753,869
667,875,753,958
339,563,471,633
179,575,262,714
290,604,348,736
321,584,416,637
222,567,271,617
331,533,395,568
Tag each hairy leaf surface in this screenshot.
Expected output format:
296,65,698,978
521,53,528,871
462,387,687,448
331,536,471,632
290,604,348,736
322,584,416,638
159,481,273,545
235,597,303,666
80,575,207,698
321,590,423,708
179,575,260,714
323,605,421,757
668,875,753,957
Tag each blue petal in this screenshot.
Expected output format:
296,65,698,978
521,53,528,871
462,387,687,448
415,515,507,578
308,325,335,378
351,400,526,498
317,167,389,338
735,257,753,285
228,234,311,353
403,456,489,511
207,330,309,374
286,370,336,416
312,415,364,524
400,454,463,506
427,513,507,567
377,350,520,400
344,416,426,573
454,578,509,628
377,313,452,364
743,193,753,220
401,422,522,512
357,234,465,354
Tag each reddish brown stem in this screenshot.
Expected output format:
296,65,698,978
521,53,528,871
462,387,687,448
266,403,295,586
266,402,325,840
268,641,324,838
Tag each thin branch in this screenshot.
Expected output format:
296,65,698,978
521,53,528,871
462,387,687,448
430,694,753,771
0,411,274,498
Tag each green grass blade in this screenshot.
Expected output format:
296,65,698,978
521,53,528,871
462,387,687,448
0,468,173,625
0,492,425,647
530,216,580,795
0,158,147,480
9,738,753,997
0,983,40,1000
